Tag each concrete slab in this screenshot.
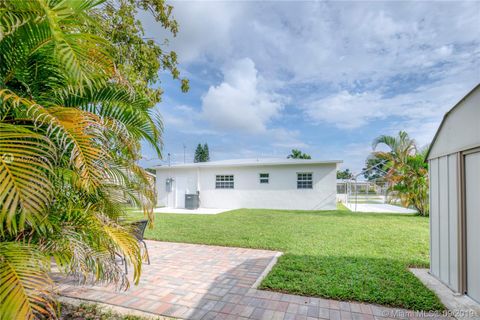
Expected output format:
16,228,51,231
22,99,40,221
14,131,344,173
345,203,417,214
410,268,480,319
153,207,234,215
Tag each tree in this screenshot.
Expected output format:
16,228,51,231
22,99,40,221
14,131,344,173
90,0,189,106
194,143,210,162
203,143,210,162
372,131,429,216
0,0,185,318
362,156,388,181
194,144,204,163
337,169,354,179
287,149,311,159
372,131,416,164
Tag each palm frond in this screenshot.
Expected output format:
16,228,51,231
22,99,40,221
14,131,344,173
50,85,163,156
97,215,142,284
0,242,57,319
1,89,106,191
0,123,55,234
0,9,35,41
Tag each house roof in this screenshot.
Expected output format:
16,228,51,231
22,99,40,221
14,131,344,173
152,158,342,170
425,83,480,160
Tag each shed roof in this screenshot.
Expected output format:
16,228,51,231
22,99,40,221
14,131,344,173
153,158,342,170
426,83,480,160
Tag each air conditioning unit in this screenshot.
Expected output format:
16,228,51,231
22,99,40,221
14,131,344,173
185,193,200,209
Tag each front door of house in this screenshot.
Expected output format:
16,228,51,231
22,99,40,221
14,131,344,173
465,150,480,303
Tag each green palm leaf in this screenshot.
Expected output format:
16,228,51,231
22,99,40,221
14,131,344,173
51,85,163,155
0,123,55,234
1,89,106,191
0,242,56,319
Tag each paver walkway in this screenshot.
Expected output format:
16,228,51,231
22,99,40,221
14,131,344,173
54,241,451,320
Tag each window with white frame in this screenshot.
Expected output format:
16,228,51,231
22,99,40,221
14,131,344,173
259,173,269,184
215,175,234,189
297,173,313,189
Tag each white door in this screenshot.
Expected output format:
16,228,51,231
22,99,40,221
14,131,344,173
465,151,480,303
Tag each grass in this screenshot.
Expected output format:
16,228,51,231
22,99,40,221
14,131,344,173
130,207,443,311
336,202,350,211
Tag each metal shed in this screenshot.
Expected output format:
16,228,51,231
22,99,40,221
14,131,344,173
426,84,480,303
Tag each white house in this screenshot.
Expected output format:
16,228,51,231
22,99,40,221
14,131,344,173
153,158,341,211
426,84,480,304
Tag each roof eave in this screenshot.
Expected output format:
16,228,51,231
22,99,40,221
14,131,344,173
152,160,343,170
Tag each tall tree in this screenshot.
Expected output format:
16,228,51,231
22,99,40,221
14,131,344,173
194,144,203,163
287,149,311,159
203,143,210,162
194,143,210,162
0,0,186,318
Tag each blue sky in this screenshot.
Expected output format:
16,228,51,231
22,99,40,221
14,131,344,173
139,1,479,173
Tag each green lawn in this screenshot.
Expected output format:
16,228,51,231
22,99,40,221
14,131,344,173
130,207,442,311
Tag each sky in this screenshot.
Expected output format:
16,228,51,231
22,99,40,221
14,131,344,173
139,1,480,173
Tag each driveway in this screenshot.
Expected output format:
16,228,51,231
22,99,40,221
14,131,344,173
54,241,450,319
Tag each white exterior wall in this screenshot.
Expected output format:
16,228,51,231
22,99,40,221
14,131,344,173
156,168,198,208
429,155,460,292
156,163,337,210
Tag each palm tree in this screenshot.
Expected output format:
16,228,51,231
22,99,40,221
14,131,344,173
372,131,416,164
0,1,163,318
371,131,429,216
287,149,311,159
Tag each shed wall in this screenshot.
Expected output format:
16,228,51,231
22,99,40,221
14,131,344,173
428,88,480,159
429,154,460,292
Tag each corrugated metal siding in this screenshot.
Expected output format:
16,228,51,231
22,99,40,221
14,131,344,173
430,158,440,277
429,154,460,292
465,151,480,302
447,154,459,290
439,157,449,281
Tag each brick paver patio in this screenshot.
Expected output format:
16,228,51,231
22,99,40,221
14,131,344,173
54,241,451,320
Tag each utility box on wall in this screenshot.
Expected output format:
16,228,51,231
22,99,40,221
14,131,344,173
165,178,173,192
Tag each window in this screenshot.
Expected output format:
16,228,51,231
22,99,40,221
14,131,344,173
297,173,313,189
259,173,269,184
216,175,234,189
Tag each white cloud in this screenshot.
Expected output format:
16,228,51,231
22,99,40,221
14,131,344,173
201,58,284,134
159,104,216,135
140,1,479,169
151,1,479,85
304,91,386,129
269,128,309,149
303,73,477,132
141,2,243,63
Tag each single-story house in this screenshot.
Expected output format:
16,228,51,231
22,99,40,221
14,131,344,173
153,158,341,210
426,83,480,304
